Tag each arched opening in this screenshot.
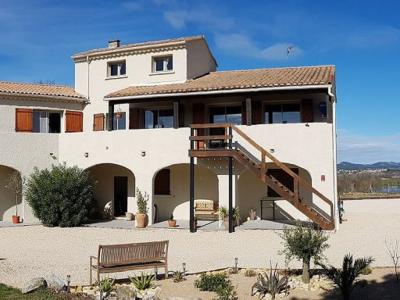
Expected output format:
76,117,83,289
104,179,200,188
0,165,22,222
152,163,219,223
86,163,135,219
236,163,312,223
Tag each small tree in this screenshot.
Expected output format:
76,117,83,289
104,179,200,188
385,238,400,282
26,164,95,227
5,171,25,217
319,254,373,300
136,188,148,214
279,223,329,283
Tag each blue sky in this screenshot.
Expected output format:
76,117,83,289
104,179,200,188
1,0,399,163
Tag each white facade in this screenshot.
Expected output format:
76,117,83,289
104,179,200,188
0,36,338,229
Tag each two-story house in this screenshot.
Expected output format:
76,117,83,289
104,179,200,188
0,35,338,232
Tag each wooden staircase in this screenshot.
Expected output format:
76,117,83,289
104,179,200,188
189,123,335,230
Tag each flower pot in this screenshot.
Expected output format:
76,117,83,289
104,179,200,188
12,215,20,224
136,213,148,228
126,212,134,221
168,219,177,227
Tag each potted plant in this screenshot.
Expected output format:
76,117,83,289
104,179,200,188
168,214,176,227
5,171,25,224
219,206,240,229
135,188,149,228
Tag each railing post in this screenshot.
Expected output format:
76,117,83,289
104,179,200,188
228,125,232,150
261,151,266,182
190,127,194,151
294,178,299,201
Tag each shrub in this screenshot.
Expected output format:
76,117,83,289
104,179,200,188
172,270,185,283
251,263,288,300
318,254,374,300
279,222,329,283
26,164,95,227
98,277,114,293
136,188,149,214
195,272,229,292
195,272,237,300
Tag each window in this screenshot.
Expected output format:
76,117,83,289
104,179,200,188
144,108,173,128
32,111,61,133
154,169,170,195
264,103,300,124
107,60,126,77
152,55,173,72
209,105,242,125
105,112,126,130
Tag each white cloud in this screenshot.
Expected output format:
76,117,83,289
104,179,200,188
163,8,234,31
337,129,400,163
215,33,302,61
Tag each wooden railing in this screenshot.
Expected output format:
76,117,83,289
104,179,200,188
189,123,334,223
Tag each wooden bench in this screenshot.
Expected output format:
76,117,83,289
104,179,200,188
90,240,169,284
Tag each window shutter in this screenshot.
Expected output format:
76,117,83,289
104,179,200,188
15,108,33,132
301,99,314,123
65,111,83,132
154,169,171,195
93,113,105,131
129,108,143,129
252,101,262,124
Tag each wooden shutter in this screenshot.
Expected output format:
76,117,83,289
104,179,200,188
65,111,83,132
93,113,104,131
241,101,247,125
192,103,205,149
154,169,170,195
15,108,33,132
252,101,262,124
129,108,143,129
301,99,314,123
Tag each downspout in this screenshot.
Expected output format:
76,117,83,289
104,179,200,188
328,85,339,229
86,55,91,100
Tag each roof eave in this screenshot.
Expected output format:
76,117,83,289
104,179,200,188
105,84,334,101
0,92,88,103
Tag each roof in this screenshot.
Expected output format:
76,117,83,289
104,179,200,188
0,81,86,102
73,35,207,61
105,65,335,99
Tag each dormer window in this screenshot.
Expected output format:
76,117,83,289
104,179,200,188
152,55,173,72
107,60,126,77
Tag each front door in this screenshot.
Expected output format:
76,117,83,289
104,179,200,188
114,176,128,216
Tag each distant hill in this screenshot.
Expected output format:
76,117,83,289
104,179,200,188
338,161,400,170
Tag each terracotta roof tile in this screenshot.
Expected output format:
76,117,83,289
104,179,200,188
106,65,335,99
0,81,86,101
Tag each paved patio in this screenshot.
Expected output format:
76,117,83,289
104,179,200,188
1,198,400,288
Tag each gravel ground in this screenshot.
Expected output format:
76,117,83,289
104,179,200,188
1,199,400,288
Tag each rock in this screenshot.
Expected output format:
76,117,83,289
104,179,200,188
46,273,66,291
21,277,46,294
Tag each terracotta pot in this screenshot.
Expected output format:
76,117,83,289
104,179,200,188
136,213,148,228
12,215,20,224
168,219,177,227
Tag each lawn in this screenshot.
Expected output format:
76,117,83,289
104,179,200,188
0,283,67,300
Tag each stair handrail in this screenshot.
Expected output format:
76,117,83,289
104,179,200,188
231,124,334,220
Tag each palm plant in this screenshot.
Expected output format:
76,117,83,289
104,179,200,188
251,263,288,300
98,277,114,300
172,270,185,283
319,254,374,300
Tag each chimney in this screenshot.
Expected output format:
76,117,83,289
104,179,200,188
108,39,120,49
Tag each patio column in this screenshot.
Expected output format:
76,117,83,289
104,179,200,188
228,126,234,233
189,127,196,232
173,101,179,129
108,102,114,131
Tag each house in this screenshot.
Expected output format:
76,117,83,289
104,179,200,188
0,35,338,231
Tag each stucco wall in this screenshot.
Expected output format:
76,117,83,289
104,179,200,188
87,164,135,216
0,97,84,133
154,164,218,222
0,166,22,221
186,39,217,79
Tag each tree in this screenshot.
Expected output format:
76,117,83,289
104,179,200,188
5,171,25,217
319,254,373,300
279,223,329,283
26,164,95,227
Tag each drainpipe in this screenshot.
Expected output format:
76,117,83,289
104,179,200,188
86,55,91,100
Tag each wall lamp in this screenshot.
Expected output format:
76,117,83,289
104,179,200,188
84,152,89,158
141,151,146,157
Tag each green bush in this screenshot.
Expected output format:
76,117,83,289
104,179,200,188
195,272,237,300
26,164,95,227
195,272,229,292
